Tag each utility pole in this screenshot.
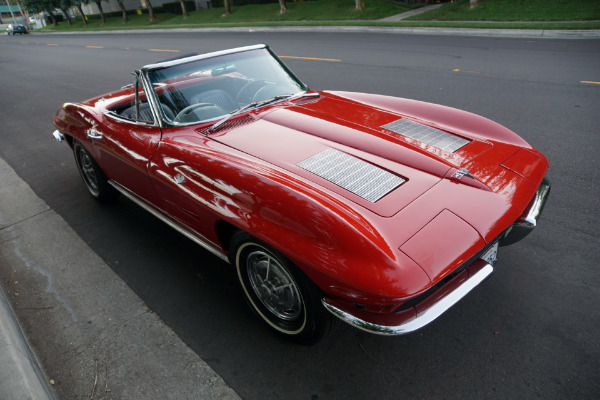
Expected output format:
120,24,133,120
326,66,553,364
16,0,26,19
5,0,17,23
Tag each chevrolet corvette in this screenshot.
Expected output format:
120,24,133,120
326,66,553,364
52,44,550,344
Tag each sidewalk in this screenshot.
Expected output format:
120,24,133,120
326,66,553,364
378,3,444,22
0,156,240,399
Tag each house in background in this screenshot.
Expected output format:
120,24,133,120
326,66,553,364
79,0,212,19
1,3,29,25
30,0,213,27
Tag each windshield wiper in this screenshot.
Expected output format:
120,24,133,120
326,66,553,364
208,94,293,133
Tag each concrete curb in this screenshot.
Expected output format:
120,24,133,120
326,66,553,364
0,156,241,400
0,288,56,400
27,25,600,39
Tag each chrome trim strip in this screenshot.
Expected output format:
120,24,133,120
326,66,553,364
107,180,229,263
519,177,551,228
52,130,65,142
322,263,494,335
141,44,267,71
104,111,159,127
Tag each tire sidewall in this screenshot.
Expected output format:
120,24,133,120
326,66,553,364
74,141,101,198
231,233,327,343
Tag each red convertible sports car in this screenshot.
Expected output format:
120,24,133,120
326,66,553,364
53,44,550,344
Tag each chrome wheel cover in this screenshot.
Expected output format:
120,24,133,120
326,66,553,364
246,250,302,322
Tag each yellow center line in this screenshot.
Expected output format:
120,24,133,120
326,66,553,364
453,68,480,74
581,81,600,85
86,45,104,49
47,43,58,46
281,55,341,62
149,49,180,53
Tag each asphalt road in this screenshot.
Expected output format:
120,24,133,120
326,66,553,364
1,31,599,399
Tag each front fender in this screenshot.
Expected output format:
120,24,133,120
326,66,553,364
150,137,431,305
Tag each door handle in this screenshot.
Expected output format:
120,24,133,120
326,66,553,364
87,127,103,140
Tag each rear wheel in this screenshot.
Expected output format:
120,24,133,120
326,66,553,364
231,232,330,344
73,140,118,202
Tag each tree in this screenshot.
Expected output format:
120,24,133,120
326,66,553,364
116,0,127,23
23,0,60,26
71,0,87,25
146,0,155,22
223,0,231,16
72,0,87,25
58,0,73,25
279,0,287,14
178,0,188,19
355,0,364,11
93,0,106,25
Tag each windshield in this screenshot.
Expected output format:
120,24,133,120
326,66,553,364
146,48,306,125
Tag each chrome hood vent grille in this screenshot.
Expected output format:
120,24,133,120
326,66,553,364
297,148,405,202
381,119,469,153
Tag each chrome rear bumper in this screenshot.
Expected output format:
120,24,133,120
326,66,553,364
322,260,494,335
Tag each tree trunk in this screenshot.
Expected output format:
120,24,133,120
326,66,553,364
355,0,365,11
95,1,106,25
77,4,88,25
60,7,72,25
146,0,155,22
279,0,287,14
117,1,128,23
223,0,231,16
46,9,58,26
179,0,188,18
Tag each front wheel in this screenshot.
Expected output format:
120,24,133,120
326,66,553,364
231,232,330,344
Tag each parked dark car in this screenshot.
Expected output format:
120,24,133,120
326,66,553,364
7,24,28,35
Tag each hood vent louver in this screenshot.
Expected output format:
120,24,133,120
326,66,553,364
381,119,469,153
298,148,405,202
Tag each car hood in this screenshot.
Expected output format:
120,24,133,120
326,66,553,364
209,91,534,217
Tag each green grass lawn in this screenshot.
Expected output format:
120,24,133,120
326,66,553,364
166,0,411,23
409,0,600,21
38,0,600,32
44,0,410,31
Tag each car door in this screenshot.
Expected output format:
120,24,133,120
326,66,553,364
92,76,162,204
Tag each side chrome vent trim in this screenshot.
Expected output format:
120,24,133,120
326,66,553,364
107,180,229,262
297,148,405,203
381,119,469,153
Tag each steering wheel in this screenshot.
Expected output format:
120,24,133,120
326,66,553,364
235,80,269,105
173,103,221,123
252,84,292,102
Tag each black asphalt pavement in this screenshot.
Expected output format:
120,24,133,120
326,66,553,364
1,30,599,399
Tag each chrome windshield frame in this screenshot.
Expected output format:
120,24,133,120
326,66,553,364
138,44,309,128
137,69,166,129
